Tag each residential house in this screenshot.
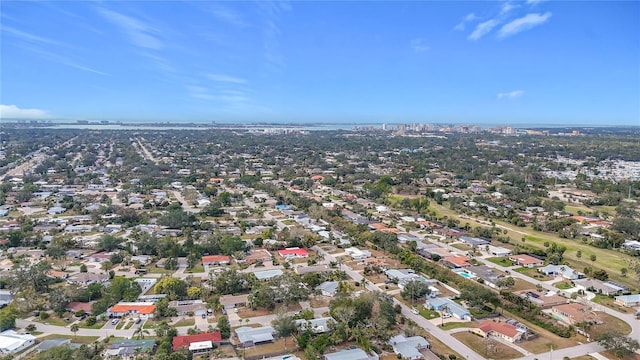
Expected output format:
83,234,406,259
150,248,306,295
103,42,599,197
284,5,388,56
172,332,221,354
254,269,283,281
88,252,112,263
66,302,93,315
202,255,231,267
441,256,471,269
37,338,80,353
486,245,512,257
460,266,504,288
169,300,208,316
472,320,523,343
219,294,249,310
323,347,378,360
426,298,471,320
513,290,567,308
0,290,14,308
130,255,151,266
0,330,36,355
388,335,430,360
105,339,155,359
615,294,640,308
458,236,490,247
295,265,329,275
316,281,339,297
538,265,584,280
508,254,544,268
107,302,156,319
295,317,334,333
345,247,371,260
67,273,109,287
574,279,626,296
235,326,274,347
277,247,309,259
550,303,599,326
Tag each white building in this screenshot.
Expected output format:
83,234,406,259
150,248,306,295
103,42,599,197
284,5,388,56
0,330,36,355
345,247,371,260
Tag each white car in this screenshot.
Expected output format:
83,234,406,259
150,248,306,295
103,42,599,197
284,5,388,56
411,308,419,315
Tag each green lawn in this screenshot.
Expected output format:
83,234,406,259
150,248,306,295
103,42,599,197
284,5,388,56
554,280,574,290
78,319,106,329
487,257,513,267
187,263,205,273
416,305,440,320
173,318,195,327
440,321,472,330
38,316,69,327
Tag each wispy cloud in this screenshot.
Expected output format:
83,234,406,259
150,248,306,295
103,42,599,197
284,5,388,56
257,0,292,70
0,104,50,119
187,85,249,104
1,25,64,46
204,73,247,84
500,2,519,15
498,12,552,38
410,38,429,53
97,8,163,50
468,19,500,40
454,13,477,31
210,5,248,27
497,90,524,99
526,0,546,5
19,45,109,76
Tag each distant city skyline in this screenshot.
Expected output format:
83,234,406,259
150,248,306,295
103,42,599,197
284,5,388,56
1,1,639,125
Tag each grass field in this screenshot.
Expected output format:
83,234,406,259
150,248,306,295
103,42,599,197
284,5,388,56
589,312,632,338
555,280,574,290
440,321,472,330
512,278,537,292
416,305,440,320
514,267,552,281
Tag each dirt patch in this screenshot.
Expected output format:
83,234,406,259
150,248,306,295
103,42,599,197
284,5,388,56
453,331,523,360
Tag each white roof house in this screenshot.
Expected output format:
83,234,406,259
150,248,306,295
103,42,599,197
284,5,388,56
389,335,430,360
345,247,371,260
0,330,36,355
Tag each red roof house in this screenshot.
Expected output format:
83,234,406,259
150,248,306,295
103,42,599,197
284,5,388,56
202,255,231,266
473,320,523,343
278,247,309,258
172,332,222,351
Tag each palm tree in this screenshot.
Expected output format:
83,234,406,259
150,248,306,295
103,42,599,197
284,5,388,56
134,327,150,339
70,324,79,339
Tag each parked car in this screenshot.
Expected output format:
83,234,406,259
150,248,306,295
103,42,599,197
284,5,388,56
135,318,142,324
411,308,419,315
201,314,206,319
111,319,119,325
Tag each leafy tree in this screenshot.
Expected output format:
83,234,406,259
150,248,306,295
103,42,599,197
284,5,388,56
9,259,52,293
495,277,516,290
460,286,498,309
0,310,16,331
97,235,122,251
70,324,79,338
400,280,431,301
154,277,188,300
49,287,70,315
271,311,297,349
595,330,640,359
216,315,230,339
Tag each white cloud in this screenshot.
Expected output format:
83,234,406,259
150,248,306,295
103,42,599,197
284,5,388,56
19,45,109,76
468,19,500,40
526,0,546,5
498,12,552,38
98,8,163,50
497,90,524,99
500,2,519,15
454,13,477,31
0,105,50,119
1,26,63,46
204,73,247,84
410,38,429,53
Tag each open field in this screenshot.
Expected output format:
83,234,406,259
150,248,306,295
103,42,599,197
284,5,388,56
589,312,632,338
514,266,552,281
428,203,637,289
242,338,292,357
512,278,537,292
452,331,523,359
487,257,513,267
173,318,195,327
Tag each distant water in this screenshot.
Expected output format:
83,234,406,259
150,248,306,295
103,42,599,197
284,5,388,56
44,124,363,131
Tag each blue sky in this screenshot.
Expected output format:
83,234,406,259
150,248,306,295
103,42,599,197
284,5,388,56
1,1,638,125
